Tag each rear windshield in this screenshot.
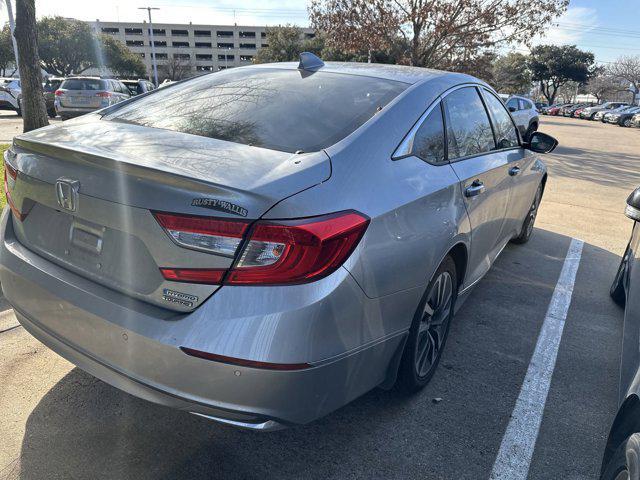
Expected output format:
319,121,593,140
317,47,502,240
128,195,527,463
105,68,408,153
61,79,106,91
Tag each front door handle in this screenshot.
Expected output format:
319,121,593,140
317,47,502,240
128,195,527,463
509,166,521,176
464,181,486,197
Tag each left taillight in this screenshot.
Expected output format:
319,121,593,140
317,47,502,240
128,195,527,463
3,160,23,221
154,210,369,286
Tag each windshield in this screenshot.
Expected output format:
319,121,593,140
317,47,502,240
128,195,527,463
105,68,408,153
61,79,106,90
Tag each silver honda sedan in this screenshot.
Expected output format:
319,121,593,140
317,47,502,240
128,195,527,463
0,56,557,430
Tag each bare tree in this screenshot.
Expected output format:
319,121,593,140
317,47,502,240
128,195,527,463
608,56,640,104
309,0,568,68
159,55,194,81
586,74,627,103
14,0,48,132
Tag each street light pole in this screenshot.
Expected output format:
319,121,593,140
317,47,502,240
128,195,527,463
139,7,159,86
4,0,20,77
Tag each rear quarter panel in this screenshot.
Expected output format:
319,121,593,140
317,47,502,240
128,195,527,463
263,77,472,300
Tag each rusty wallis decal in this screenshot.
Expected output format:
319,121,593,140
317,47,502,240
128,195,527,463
191,198,248,217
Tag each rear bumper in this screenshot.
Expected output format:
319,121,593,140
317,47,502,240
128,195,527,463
55,105,98,117
0,208,410,428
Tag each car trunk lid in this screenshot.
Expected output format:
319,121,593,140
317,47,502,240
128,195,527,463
6,117,330,311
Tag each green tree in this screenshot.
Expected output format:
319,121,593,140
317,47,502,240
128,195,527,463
527,44,596,104
492,52,531,95
0,25,14,76
254,25,307,63
100,35,145,77
37,16,95,75
37,16,145,77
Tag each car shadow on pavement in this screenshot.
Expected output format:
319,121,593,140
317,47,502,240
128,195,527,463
547,145,640,189
14,228,624,480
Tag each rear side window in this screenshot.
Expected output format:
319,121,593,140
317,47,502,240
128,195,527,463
61,79,105,90
482,90,519,149
105,68,408,153
443,87,495,160
506,98,519,111
408,103,445,164
518,99,532,110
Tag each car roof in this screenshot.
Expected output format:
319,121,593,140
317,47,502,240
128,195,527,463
247,61,481,86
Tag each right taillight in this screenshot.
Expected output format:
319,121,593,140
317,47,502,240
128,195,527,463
54,89,64,96
4,160,24,221
155,210,369,286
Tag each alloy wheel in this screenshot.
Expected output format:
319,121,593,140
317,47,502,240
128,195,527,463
414,271,453,377
525,187,542,238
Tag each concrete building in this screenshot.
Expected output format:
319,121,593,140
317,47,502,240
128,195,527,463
88,20,315,80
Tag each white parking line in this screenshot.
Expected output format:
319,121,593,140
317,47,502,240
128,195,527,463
490,238,584,480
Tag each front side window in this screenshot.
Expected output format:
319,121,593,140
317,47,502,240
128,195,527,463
408,103,445,164
443,87,495,160
106,68,408,153
483,90,519,149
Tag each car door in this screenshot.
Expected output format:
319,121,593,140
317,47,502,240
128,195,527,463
445,86,513,286
481,88,539,237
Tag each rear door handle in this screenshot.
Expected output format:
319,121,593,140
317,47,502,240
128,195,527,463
509,166,521,176
464,181,485,197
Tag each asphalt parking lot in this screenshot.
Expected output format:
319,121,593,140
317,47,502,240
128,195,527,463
0,115,638,480
0,111,61,142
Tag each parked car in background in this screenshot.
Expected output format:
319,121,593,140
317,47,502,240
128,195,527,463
595,105,632,122
580,102,628,120
546,104,569,116
630,113,640,128
564,103,591,117
0,60,558,430
505,95,539,140
572,106,588,118
606,106,640,126
55,77,131,120
603,106,638,124
541,104,559,115
0,78,21,116
43,76,65,118
121,79,156,96
535,102,548,112
601,187,640,478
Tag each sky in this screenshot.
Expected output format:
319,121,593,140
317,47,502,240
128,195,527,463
0,0,638,64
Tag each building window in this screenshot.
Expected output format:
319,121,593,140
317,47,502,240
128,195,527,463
171,29,189,36
152,53,168,60
240,55,253,62
150,40,167,47
239,31,256,38
101,27,119,34
261,43,269,48
239,43,255,49
197,65,213,71
218,54,234,61
126,40,144,47
195,42,212,48
172,41,190,48
261,32,266,38
217,42,234,49
125,28,143,35
218,65,231,70
194,30,211,37
150,28,165,36
196,54,212,60
217,31,233,37
305,33,316,39
174,53,191,60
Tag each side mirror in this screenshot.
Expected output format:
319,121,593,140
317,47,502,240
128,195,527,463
525,131,558,154
508,106,516,112
626,187,640,221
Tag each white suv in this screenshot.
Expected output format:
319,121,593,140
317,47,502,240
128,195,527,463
505,95,539,141
0,78,21,116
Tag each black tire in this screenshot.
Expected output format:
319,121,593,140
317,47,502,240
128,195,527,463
610,244,630,307
397,255,457,392
624,118,632,127
47,108,56,118
512,182,543,245
15,99,21,117
600,433,640,480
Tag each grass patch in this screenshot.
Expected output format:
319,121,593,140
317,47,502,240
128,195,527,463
0,143,9,210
